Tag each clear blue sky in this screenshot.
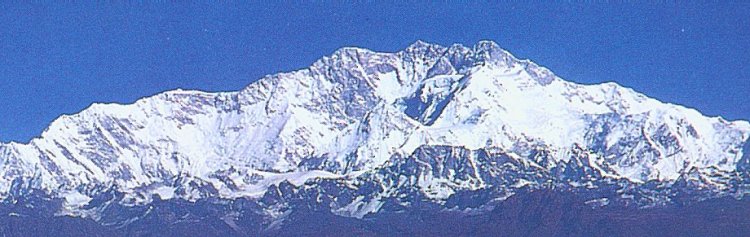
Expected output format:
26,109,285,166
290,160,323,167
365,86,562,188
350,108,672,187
1,2,749,143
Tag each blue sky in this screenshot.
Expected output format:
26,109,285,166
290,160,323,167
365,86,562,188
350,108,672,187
1,2,749,143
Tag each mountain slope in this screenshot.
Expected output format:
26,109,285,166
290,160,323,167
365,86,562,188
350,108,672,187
0,40,749,221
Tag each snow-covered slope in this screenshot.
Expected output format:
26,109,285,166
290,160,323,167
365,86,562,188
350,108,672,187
1,40,749,218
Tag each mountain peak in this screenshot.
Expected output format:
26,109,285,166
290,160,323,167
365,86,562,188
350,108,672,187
474,39,502,50
0,41,749,225
405,39,506,54
406,40,445,51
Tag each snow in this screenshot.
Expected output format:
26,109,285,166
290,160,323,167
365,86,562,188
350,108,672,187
260,170,343,186
0,40,748,218
62,191,92,207
152,186,176,200
333,195,386,219
373,71,406,103
584,198,610,207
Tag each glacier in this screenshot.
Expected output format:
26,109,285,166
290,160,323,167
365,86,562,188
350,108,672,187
0,40,749,232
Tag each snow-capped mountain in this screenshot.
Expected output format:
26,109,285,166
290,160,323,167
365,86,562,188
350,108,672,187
1,40,749,225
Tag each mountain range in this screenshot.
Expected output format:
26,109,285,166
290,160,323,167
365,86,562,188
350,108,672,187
1,40,749,236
